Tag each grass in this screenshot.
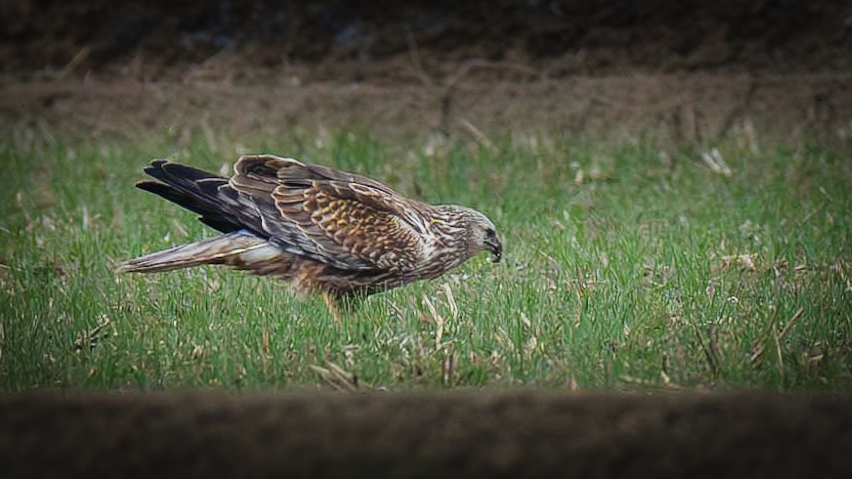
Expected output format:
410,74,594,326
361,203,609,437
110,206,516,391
1,128,851,392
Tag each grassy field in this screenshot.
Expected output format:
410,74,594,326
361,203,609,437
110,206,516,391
1,128,850,392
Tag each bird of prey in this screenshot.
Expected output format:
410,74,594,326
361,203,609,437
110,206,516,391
116,155,502,319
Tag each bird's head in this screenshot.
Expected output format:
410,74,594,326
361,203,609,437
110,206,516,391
440,206,502,263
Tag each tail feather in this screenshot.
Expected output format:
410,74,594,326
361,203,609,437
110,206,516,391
116,232,290,275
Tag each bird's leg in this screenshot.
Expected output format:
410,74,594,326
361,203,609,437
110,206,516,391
322,290,343,323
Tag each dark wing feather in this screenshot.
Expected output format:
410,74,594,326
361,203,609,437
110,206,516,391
137,160,266,237
231,155,426,272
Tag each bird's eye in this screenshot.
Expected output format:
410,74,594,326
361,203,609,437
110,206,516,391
485,228,495,237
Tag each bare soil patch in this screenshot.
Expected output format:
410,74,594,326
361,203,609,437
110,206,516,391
2,391,851,478
3,1,851,79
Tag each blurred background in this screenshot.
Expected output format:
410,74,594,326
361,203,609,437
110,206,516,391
2,0,851,142
3,0,851,78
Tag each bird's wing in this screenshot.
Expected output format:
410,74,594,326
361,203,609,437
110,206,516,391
135,159,282,239
229,155,427,272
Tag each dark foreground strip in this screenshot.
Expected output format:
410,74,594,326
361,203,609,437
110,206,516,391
1,391,850,478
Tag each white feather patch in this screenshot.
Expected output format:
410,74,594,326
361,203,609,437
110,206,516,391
238,244,283,264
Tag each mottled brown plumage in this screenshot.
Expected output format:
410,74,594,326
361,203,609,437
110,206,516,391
117,155,501,318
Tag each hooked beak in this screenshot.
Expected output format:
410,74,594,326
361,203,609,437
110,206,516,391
486,237,502,263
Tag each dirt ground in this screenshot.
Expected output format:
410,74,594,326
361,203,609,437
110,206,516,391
4,0,852,78
2,1,851,143
2,390,852,478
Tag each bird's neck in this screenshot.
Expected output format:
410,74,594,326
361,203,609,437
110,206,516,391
426,207,468,238
421,207,471,263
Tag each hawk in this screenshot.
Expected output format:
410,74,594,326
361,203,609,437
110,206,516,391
117,155,502,319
